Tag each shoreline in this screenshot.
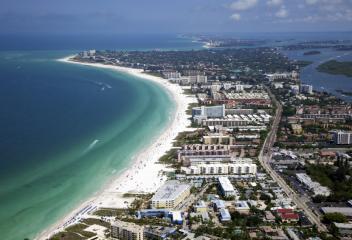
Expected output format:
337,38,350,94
36,56,197,239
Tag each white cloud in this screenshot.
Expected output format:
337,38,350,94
274,9,352,23
230,13,241,21
229,0,352,25
230,0,258,11
275,7,288,18
267,0,283,6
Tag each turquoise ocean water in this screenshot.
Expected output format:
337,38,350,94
0,35,202,240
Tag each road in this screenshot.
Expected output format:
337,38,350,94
175,183,210,230
258,88,327,232
176,183,210,211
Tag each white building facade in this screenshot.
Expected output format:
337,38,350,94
218,177,238,198
333,131,352,145
151,180,191,209
111,220,144,240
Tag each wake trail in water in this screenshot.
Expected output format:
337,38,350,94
83,139,100,154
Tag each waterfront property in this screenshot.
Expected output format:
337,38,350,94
181,156,257,177
173,75,208,85
151,180,191,209
181,163,257,176
203,133,235,145
144,226,177,239
265,71,299,81
192,104,225,124
111,220,144,240
300,84,313,94
200,113,271,128
177,144,234,162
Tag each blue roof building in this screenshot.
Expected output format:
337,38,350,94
212,199,225,211
220,208,231,222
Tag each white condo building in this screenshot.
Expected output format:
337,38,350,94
151,180,191,209
182,163,257,175
111,220,144,240
181,157,257,176
187,75,207,84
192,105,226,123
333,131,352,145
201,113,271,128
170,75,207,85
300,84,313,94
218,177,238,198
266,71,298,81
163,71,181,79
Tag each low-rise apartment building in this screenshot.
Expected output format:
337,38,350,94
218,177,238,198
111,220,144,240
151,180,191,209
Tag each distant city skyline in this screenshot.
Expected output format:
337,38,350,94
1,0,352,34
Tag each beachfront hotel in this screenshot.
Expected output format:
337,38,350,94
151,180,191,209
181,162,257,176
177,144,234,162
111,219,144,240
192,104,225,118
180,156,257,177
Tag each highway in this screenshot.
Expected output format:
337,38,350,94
258,88,327,232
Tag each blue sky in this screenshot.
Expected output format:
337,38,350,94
1,0,352,34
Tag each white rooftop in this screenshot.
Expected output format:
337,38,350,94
218,177,235,192
334,222,352,229
321,207,352,217
152,180,190,202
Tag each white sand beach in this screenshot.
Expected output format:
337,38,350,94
36,56,197,239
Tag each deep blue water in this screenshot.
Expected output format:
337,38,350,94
0,34,201,51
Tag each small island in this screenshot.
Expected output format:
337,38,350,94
294,60,313,68
336,89,352,96
303,50,321,55
317,60,352,77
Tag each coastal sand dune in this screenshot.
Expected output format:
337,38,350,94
36,56,197,239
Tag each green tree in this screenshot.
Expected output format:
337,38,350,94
312,195,327,203
323,213,347,224
259,193,271,204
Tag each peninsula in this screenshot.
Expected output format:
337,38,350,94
317,60,352,77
